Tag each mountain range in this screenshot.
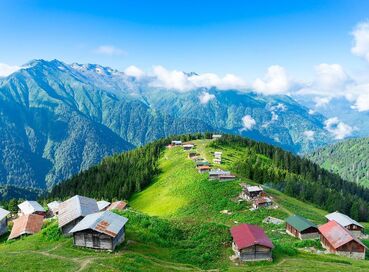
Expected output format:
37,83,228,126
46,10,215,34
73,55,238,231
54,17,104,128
0,59,355,189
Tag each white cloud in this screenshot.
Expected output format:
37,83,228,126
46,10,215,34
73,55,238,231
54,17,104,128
0,63,21,77
150,65,246,91
314,97,331,108
94,45,125,56
124,65,144,78
253,65,291,95
303,130,315,141
350,83,369,111
241,115,256,130
314,63,349,92
324,117,353,140
351,21,369,62
199,92,215,104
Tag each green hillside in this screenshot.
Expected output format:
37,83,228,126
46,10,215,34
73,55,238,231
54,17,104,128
1,136,369,271
307,137,369,187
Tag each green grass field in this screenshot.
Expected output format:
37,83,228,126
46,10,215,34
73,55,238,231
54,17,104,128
1,139,369,271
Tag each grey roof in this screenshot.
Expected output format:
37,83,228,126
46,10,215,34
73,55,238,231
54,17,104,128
325,211,364,228
0,208,10,221
69,211,128,237
18,201,45,215
58,195,99,228
97,200,111,211
209,169,230,175
47,201,61,211
246,185,263,192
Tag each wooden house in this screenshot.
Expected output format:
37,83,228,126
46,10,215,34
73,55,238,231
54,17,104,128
188,152,197,159
69,211,128,251
325,211,364,237
319,220,367,259
230,224,273,262
214,151,222,159
171,140,182,146
213,158,222,164
241,185,264,200
212,134,222,139
58,195,99,236
97,200,111,211
0,208,10,236
47,201,61,217
18,200,46,217
108,201,128,211
183,144,194,151
285,215,319,240
8,214,44,240
196,161,210,167
208,169,230,180
218,174,236,181
197,165,211,174
252,197,272,209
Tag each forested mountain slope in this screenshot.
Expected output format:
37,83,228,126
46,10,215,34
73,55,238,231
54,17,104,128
307,137,369,187
0,59,334,189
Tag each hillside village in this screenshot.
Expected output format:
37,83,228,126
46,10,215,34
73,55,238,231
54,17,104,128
0,135,369,271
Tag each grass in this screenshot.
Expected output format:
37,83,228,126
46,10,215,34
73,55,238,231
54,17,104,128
1,139,369,271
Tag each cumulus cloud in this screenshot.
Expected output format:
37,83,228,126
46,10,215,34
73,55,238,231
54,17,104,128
253,65,291,95
150,65,246,91
241,115,256,130
94,45,125,56
199,92,215,104
351,21,369,62
0,63,21,77
303,130,315,141
324,117,353,140
124,65,144,78
350,83,369,111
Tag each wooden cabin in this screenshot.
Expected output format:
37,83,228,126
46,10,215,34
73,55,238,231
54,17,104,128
213,158,221,164
58,195,99,236
8,214,44,240
18,200,46,217
188,152,197,159
319,220,367,259
97,200,111,211
70,211,128,251
208,169,231,180
197,165,211,174
196,161,210,167
285,215,319,240
214,151,222,159
325,211,364,237
241,185,264,200
212,134,222,140
252,197,272,209
230,224,273,262
218,174,236,181
183,144,194,151
47,201,61,217
0,208,10,236
108,201,128,211
171,140,182,146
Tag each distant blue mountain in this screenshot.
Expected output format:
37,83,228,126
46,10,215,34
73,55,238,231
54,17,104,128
0,59,334,189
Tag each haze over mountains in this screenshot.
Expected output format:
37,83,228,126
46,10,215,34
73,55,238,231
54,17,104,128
0,59,365,189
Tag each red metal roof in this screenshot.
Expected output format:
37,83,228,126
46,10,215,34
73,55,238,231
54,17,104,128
8,214,44,240
319,220,367,249
108,201,128,211
230,224,274,250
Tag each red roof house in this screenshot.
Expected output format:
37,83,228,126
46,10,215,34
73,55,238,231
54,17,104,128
319,220,367,259
8,214,44,240
230,224,273,261
108,201,128,211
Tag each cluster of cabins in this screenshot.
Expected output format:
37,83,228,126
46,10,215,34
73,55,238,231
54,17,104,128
0,197,129,251
231,211,367,262
240,184,273,209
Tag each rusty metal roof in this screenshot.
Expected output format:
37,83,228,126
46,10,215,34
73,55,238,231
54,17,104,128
8,214,44,240
58,195,98,228
108,201,128,211
69,211,128,238
18,201,45,215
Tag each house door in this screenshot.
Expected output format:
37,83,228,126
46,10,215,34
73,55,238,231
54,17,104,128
92,234,100,248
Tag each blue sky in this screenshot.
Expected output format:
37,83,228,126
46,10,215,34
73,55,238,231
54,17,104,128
1,0,369,79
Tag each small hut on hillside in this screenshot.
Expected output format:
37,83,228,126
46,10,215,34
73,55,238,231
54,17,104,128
97,200,111,211
325,211,364,237
18,201,46,217
212,134,222,140
218,174,236,181
0,208,10,236
319,220,367,259
58,195,99,236
252,197,272,209
285,215,319,240
230,224,273,262
196,161,210,167
47,201,61,217
183,144,194,151
197,165,211,174
69,211,128,251
108,201,128,211
241,185,264,200
208,169,230,180
171,140,182,146
8,214,44,240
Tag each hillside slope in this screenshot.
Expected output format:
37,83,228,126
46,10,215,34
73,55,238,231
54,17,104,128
307,138,369,187
2,137,369,271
